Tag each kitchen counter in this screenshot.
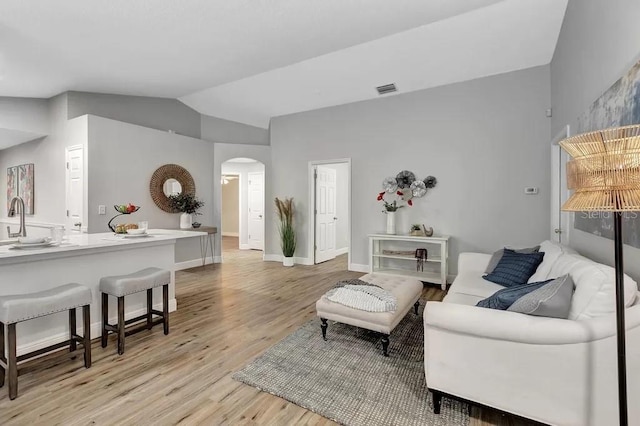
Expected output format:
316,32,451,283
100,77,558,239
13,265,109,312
0,229,206,265
0,229,205,354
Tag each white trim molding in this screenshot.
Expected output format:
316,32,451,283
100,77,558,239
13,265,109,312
349,263,369,273
335,247,349,256
174,256,220,270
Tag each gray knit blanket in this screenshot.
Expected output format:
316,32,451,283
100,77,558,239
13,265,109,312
324,279,397,312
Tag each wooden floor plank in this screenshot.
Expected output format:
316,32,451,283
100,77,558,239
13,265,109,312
0,237,536,425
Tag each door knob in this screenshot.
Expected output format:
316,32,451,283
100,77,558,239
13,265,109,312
333,217,338,221
259,215,263,219
554,228,562,234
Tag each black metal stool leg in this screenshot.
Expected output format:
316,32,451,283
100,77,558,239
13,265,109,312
147,288,153,330
0,322,5,387
162,284,169,335
83,305,91,368
8,323,17,400
69,308,77,352
101,293,108,348
117,296,125,355
414,301,419,315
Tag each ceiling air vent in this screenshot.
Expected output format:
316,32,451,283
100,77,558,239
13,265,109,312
376,83,397,95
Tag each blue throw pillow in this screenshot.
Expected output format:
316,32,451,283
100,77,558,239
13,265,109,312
483,249,545,287
476,279,553,310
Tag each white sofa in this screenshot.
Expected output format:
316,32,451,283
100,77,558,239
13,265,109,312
424,240,640,426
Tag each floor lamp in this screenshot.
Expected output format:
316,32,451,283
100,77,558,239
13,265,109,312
559,124,640,426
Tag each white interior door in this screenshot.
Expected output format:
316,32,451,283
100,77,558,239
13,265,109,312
247,172,264,250
551,125,571,244
315,166,337,263
65,145,84,232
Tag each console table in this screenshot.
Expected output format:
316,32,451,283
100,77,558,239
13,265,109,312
368,234,449,290
170,226,217,266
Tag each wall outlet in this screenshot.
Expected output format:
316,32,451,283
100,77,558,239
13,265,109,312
98,205,106,215
524,187,539,195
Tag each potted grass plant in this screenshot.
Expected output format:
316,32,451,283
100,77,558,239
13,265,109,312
275,197,296,266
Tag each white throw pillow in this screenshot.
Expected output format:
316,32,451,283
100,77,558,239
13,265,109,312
549,253,638,320
527,240,573,283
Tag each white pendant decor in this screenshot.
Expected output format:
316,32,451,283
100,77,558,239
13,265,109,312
180,212,192,229
385,211,396,235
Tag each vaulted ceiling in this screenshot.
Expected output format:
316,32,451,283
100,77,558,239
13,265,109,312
0,0,567,129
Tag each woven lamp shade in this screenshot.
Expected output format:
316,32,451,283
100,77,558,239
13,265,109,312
559,124,640,212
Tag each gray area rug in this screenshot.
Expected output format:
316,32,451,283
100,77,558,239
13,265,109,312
233,305,469,426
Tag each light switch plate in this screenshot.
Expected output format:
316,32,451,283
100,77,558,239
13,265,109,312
98,205,106,215
524,187,539,195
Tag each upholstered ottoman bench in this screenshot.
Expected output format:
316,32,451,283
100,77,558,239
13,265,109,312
316,273,423,356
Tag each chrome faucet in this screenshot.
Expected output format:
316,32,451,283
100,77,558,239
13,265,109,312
7,196,26,238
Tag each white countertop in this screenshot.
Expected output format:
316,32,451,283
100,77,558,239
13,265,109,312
0,229,206,265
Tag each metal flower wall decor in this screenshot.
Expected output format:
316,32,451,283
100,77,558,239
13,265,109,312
377,170,438,212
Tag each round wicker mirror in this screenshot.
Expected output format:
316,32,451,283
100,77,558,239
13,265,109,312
150,164,196,213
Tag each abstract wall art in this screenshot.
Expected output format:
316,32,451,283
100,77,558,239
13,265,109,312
6,166,18,215
6,164,34,216
17,163,34,215
573,59,640,247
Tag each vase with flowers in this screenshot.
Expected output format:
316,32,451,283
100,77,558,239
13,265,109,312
377,191,412,234
168,193,204,229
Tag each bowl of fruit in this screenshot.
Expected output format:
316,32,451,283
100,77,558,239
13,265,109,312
114,204,140,214
108,204,141,233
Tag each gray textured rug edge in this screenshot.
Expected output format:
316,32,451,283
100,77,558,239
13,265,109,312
232,307,469,426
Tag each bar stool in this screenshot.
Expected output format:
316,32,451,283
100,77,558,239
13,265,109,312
99,267,170,355
0,283,92,400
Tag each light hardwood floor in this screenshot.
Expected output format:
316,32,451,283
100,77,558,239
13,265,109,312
0,237,539,425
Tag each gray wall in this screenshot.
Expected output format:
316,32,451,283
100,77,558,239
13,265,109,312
66,91,270,145
550,0,640,280
201,114,269,145
269,66,552,273
86,115,215,263
0,94,80,228
68,91,202,139
0,97,50,150
0,97,49,134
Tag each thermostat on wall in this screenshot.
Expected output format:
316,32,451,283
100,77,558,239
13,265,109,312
524,187,539,195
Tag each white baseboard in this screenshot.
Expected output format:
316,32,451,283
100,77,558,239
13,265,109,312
222,231,239,237
16,299,177,356
174,256,219,270
349,263,369,273
335,247,349,256
239,243,250,250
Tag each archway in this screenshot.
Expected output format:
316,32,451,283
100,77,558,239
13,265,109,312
221,157,266,256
